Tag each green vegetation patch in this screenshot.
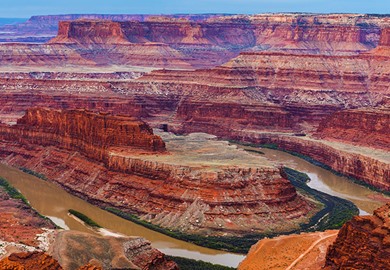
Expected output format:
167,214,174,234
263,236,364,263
19,167,47,180
105,207,259,253
167,256,236,270
0,177,29,205
68,209,101,228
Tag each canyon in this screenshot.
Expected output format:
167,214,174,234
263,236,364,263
0,178,177,269
0,14,388,191
0,108,316,238
0,12,389,269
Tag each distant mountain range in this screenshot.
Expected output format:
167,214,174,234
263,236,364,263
0,18,27,26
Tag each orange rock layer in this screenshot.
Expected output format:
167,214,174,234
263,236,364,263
0,252,62,270
0,14,389,68
324,203,390,269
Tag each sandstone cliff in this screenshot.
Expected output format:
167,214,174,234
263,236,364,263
47,14,388,53
1,14,389,68
0,108,315,236
316,108,390,151
227,132,390,192
324,203,390,269
1,107,165,162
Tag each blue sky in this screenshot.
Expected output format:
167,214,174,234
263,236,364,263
1,0,389,18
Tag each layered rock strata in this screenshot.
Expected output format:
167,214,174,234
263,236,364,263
0,108,315,236
4,107,166,161
324,203,390,269
227,132,390,192
0,14,389,68
316,108,390,151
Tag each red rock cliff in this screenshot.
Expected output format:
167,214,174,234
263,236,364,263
51,20,129,44
324,203,390,269
1,108,165,162
0,108,315,236
316,109,390,150
48,15,386,53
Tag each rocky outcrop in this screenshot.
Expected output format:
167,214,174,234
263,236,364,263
324,203,390,269
1,14,389,68
0,108,315,236
0,107,165,162
46,14,389,53
51,231,178,270
0,14,222,43
0,252,62,270
0,188,55,247
316,108,390,150
379,28,390,46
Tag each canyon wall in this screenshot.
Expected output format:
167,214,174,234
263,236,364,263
0,14,389,68
0,108,315,236
325,203,390,269
316,109,390,150
227,133,390,192
43,14,390,53
0,108,165,161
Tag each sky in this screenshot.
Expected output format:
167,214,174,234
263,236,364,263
0,0,389,18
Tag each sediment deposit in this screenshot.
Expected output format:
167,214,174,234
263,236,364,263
51,231,178,270
240,203,390,270
238,230,338,270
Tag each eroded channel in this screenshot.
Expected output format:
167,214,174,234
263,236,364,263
0,164,244,268
1,142,389,268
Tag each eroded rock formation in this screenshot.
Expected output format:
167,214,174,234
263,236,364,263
0,107,165,161
0,108,315,236
0,14,389,68
316,108,390,151
0,252,62,270
324,203,390,269
51,231,178,270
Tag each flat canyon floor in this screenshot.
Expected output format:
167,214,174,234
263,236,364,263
110,131,275,171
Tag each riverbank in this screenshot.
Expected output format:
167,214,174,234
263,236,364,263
0,163,245,267
15,163,356,253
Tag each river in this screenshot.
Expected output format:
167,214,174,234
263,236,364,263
0,147,388,268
